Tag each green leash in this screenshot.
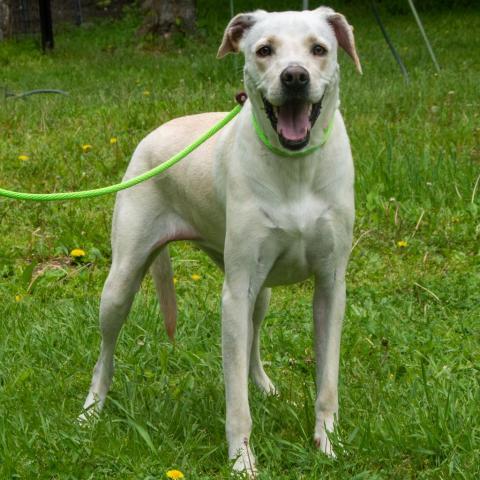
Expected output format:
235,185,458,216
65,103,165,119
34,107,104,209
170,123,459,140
252,113,335,157
0,105,242,202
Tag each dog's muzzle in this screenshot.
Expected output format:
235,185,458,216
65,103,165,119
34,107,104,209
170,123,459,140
259,66,322,151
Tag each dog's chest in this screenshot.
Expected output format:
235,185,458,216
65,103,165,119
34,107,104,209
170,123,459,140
260,194,337,285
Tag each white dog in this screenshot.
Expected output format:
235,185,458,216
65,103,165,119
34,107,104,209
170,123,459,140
81,7,361,476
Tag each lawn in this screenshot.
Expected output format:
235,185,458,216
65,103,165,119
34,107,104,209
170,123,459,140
0,1,479,479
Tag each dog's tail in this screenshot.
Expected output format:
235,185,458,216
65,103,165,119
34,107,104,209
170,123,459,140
151,247,177,340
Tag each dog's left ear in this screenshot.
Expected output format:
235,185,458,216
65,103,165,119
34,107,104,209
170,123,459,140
320,8,362,74
217,10,267,58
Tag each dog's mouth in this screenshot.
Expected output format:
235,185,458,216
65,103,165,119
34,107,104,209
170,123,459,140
262,95,323,151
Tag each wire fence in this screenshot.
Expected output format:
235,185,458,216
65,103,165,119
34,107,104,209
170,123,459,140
1,0,132,37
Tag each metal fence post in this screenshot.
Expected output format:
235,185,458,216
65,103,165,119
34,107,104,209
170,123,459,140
370,0,409,82
74,0,83,26
38,0,54,50
407,0,440,73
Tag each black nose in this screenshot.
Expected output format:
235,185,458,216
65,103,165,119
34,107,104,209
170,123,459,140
280,66,310,89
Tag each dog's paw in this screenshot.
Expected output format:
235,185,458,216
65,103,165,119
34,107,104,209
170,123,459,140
314,412,340,459
77,407,99,427
230,442,257,479
314,430,336,459
77,393,103,426
251,370,278,396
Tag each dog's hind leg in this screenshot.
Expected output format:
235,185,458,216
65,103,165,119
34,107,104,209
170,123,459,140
79,247,150,420
79,190,192,421
151,247,177,340
249,288,276,395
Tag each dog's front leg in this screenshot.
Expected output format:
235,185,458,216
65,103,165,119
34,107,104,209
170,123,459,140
222,269,262,477
313,270,347,458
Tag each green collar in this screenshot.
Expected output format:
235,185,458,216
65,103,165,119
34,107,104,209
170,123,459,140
252,113,335,157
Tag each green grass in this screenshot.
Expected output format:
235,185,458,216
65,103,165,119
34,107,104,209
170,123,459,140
1,2,479,478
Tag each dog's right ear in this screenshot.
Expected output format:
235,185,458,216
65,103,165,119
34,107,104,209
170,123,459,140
217,10,266,58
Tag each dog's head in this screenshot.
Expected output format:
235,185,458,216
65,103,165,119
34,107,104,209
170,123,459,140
218,8,361,151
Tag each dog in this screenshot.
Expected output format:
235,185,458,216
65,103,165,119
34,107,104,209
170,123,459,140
80,7,361,476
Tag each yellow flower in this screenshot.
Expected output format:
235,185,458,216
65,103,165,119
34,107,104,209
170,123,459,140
166,470,184,480
15,294,23,302
190,274,201,281
81,144,92,153
397,240,408,248
70,248,86,258
110,137,118,144
173,277,178,285
143,90,150,96
18,154,29,161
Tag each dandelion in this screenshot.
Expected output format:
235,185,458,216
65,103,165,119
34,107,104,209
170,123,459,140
82,144,92,153
110,137,118,145
397,240,408,248
166,470,184,480
190,274,201,281
70,248,86,258
18,154,29,161
143,90,151,96
15,294,23,302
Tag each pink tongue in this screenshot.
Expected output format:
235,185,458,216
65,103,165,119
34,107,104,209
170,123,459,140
277,102,311,141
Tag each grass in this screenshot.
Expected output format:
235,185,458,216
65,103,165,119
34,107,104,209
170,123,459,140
1,1,479,478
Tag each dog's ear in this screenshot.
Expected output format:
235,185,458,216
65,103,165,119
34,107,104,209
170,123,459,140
217,10,266,58
318,8,362,74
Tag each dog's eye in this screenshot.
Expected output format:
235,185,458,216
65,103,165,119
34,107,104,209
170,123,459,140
256,45,273,57
312,44,327,56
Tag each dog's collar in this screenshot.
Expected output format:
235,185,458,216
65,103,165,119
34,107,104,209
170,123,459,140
251,113,335,158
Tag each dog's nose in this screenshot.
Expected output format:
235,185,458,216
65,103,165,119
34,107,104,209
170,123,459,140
280,66,310,89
